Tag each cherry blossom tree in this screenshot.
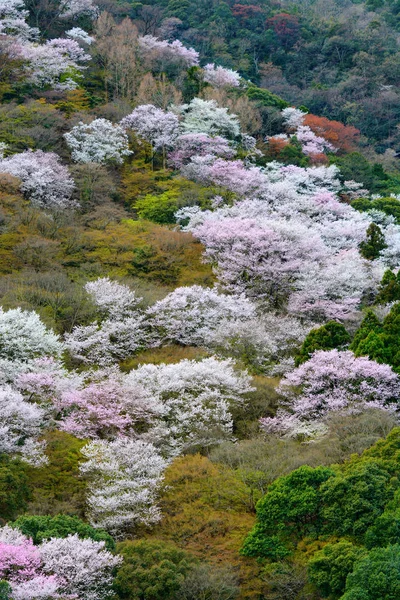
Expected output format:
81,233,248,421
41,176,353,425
281,107,306,131
80,439,168,534
176,98,240,138
203,63,241,88
0,0,38,40
19,38,90,89
138,35,199,68
65,119,132,164
85,277,141,319
57,375,161,440
296,125,335,156
0,150,75,209
59,0,98,20
127,357,253,455
0,385,47,464
147,285,256,347
0,307,62,362
0,526,121,600
121,104,178,166
39,534,121,600
66,27,94,45
260,350,400,438
168,132,234,169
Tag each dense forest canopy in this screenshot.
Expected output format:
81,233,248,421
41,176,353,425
2,0,400,598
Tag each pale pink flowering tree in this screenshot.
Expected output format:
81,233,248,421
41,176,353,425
203,63,241,88
260,350,400,438
138,35,199,68
146,285,256,347
65,119,132,164
0,150,75,209
0,0,38,40
295,125,336,156
19,37,90,89
80,439,168,534
168,133,234,169
56,376,161,440
121,104,179,166
192,216,327,306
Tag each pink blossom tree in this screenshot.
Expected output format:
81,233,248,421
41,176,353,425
121,104,179,166
138,35,199,69
0,150,75,209
203,63,241,88
168,133,234,169
260,350,400,438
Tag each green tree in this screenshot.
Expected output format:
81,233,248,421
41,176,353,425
295,321,350,365
0,455,30,521
308,540,367,599
135,191,180,224
114,539,196,600
359,223,387,260
341,544,400,600
241,466,334,559
376,270,400,304
12,514,115,550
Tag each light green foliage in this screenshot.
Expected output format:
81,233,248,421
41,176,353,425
0,455,30,521
135,191,180,224
114,539,195,600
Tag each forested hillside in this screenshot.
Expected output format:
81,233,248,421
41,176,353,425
2,0,400,598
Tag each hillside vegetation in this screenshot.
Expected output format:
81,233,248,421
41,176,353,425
1,0,400,599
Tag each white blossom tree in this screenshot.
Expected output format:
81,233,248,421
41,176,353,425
80,439,168,535
203,63,241,88
65,119,132,164
175,98,240,139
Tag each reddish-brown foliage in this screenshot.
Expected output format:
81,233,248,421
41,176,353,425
304,114,360,153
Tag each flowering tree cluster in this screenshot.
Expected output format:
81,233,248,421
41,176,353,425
168,133,234,169
121,104,179,154
260,350,400,438
0,525,121,600
80,439,168,534
176,98,240,138
0,0,38,40
138,35,199,68
127,357,253,455
203,63,241,88
19,37,91,89
65,119,132,164
0,150,75,209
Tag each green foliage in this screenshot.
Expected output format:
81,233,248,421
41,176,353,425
0,581,11,600
351,197,400,224
114,539,195,600
0,455,30,521
351,304,400,372
308,541,367,599
341,544,400,600
241,466,334,559
26,431,87,517
376,269,400,304
296,321,350,365
246,85,289,110
135,191,180,224
320,461,395,540
359,223,387,260
12,514,115,550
